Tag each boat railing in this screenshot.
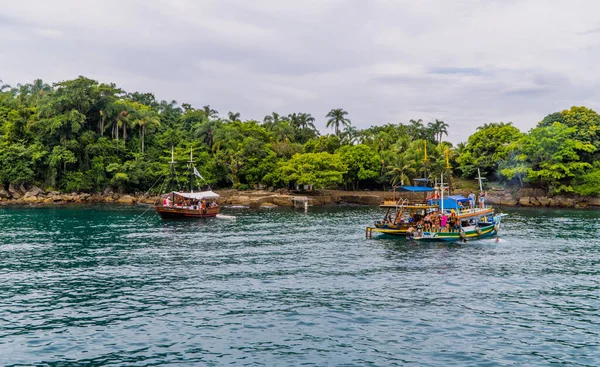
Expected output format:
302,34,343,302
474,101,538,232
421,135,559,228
455,206,493,215
381,198,409,207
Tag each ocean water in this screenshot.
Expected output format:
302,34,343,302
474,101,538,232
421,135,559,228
0,205,599,366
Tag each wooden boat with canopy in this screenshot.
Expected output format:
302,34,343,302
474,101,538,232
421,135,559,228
154,148,220,219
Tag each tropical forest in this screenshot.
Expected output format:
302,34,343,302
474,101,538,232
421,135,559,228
1,76,599,197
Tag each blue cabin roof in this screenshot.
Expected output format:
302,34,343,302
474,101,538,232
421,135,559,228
428,195,470,210
398,186,434,192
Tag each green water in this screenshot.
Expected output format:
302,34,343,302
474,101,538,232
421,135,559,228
1,205,599,366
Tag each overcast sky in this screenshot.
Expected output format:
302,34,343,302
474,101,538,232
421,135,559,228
1,0,599,142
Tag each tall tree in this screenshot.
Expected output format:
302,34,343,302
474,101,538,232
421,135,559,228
326,108,351,136
133,105,160,154
227,111,241,122
202,105,219,119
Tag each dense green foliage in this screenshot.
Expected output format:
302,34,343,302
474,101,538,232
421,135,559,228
1,76,599,196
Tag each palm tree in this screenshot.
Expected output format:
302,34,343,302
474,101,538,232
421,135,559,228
263,112,287,129
407,119,424,141
387,156,417,186
296,113,316,130
202,105,219,119
195,119,222,150
113,109,128,141
272,121,295,142
0,81,10,92
429,119,449,143
227,111,241,122
454,141,467,156
135,109,160,154
427,121,439,142
340,125,359,145
326,108,351,136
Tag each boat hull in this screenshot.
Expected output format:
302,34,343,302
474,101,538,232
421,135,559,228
155,206,219,219
368,214,504,242
412,224,498,242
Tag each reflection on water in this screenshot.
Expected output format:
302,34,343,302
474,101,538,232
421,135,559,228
0,205,599,366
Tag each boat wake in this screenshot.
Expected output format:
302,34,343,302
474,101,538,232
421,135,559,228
216,214,236,220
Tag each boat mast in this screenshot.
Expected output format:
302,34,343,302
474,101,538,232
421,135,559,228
170,146,176,204
445,147,452,195
189,147,195,193
422,140,429,201
440,173,444,213
476,168,485,192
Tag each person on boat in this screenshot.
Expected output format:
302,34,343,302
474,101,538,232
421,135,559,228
458,201,464,212
423,214,431,232
479,191,486,208
431,212,439,232
164,196,172,207
449,211,459,232
406,226,415,239
440,212,448,232
468,192,476,208
416,221,423,237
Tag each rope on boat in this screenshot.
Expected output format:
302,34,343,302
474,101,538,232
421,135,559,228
132,204,154,223
138,174,165,204
131,174,165,223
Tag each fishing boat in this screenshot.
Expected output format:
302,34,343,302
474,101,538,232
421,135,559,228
154,148,220,219
366,172,505,242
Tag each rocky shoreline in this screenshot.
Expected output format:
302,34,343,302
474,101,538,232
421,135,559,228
1,184,600,209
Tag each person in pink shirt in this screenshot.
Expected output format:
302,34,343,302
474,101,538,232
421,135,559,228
440,213,448,232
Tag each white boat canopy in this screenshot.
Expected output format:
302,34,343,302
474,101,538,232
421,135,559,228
163,191,220,200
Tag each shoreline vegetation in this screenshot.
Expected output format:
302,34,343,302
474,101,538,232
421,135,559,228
2,76,600,204
2,186,600,209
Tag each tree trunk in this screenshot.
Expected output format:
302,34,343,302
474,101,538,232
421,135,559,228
100,116,105,136
123,124,127,142
141,126,145,154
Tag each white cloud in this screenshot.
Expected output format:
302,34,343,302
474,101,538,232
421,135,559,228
1,0,600,142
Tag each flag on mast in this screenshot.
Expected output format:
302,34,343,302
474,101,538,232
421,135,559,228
193,166,205,181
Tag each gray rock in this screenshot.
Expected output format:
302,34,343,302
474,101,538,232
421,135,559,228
8,184,23,199
519,197,532,206
0,188,11,199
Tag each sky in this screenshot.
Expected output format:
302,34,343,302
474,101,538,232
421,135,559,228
1,0,599,143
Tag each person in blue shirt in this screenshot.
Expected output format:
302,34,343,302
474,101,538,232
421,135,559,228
468,192,475,208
